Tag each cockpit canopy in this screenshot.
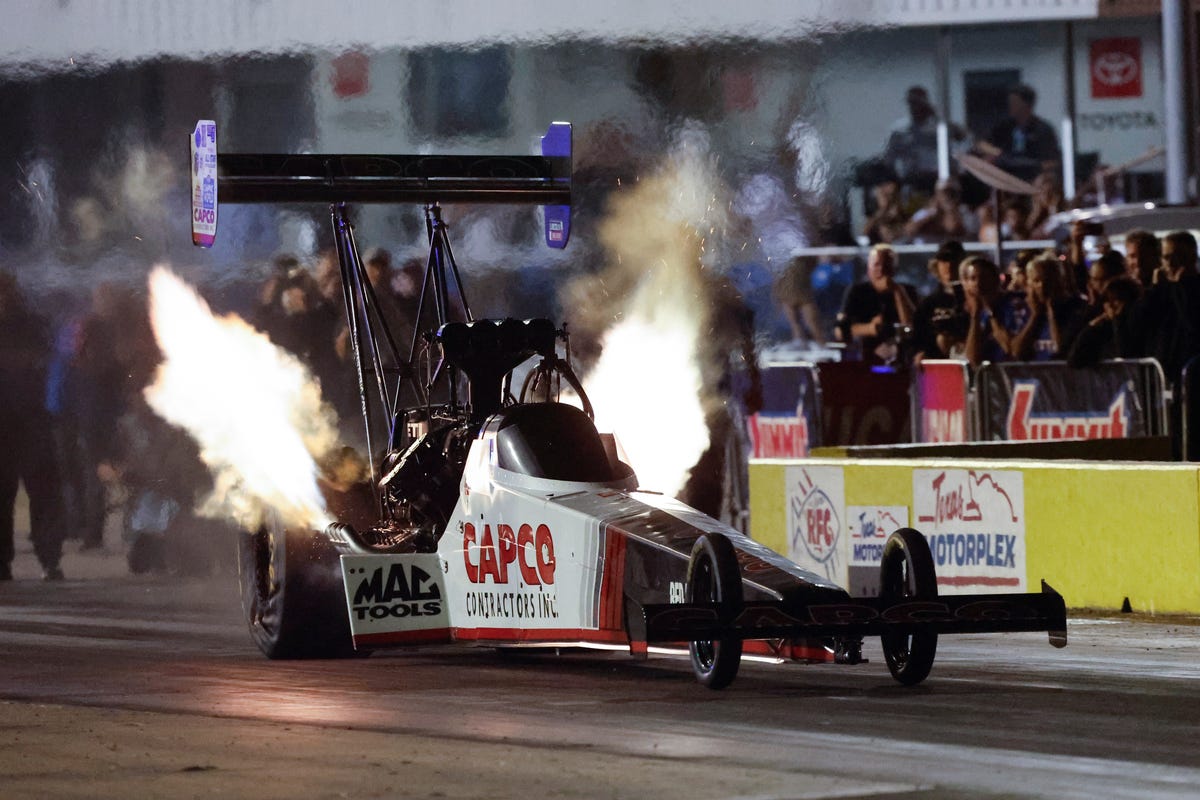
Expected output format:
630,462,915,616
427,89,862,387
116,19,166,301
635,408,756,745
492,403,633,483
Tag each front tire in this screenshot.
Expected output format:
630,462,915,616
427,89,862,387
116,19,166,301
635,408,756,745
686,533,744,689
237,515,360,659
879,528,938,685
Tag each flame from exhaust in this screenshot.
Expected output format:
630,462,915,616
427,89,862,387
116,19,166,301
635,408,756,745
143,267,339,530
579,133,730,497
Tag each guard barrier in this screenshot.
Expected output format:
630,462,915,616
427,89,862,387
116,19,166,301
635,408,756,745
749,456,1200,613
912,358,1168,443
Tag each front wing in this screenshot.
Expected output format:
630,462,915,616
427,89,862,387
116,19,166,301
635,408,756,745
632,581,1068,647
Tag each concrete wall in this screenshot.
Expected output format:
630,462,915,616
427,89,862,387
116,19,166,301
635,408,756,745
750,457,1200,614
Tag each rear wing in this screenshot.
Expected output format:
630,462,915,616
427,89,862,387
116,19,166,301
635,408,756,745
190,119,572,249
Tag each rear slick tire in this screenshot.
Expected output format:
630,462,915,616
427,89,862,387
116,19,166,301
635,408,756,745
879,527,938,686
237,515,361,659
686,532,744,690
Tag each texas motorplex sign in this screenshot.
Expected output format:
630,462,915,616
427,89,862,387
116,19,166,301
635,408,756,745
913,468,1026,592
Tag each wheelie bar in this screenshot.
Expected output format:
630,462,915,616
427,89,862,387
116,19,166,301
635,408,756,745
634,580,1068,647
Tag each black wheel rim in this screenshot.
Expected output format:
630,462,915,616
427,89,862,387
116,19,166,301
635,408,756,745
883,549,914,667
692,555,717,671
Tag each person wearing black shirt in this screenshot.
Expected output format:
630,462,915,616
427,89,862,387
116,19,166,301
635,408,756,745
837,244,917,365
981,84,1061,182
912,240,968,363
0,273,64,581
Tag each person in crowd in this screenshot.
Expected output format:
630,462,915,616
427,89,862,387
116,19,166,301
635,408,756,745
903,178,979,243
0,272,64,580
1122,229,1160,287
1012,254,1087,360
1005,249,1036,293
862,179,908,244
912,241,968,363
1142,230,1200,385
836,244,917,365
1063,219,1110,295
978,197,1030,244
881,86,969,200
979,84,1061,182
69,283,157,552
961,256,1016,367
774,255,825,346
1025,171,1066,237
1084,251,1128,312
1068,276,1145,367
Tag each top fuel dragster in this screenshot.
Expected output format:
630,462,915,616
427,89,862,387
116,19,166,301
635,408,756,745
190,120,1066,689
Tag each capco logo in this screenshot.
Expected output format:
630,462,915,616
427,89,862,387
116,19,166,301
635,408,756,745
463,522,556,585
351,563,442,621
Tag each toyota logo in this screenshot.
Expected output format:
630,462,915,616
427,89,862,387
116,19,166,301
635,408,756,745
1093,52,1139,87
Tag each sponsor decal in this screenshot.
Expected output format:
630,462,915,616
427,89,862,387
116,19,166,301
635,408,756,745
748,403,810,458
1005,381,1128,441
847,506,908,568
190,120,218,247
341,554,450,639
913,469,1025,593
349,562,442,621
669,580,685,604
785,466,846,584
1090,37,1142,99
463,522,556,585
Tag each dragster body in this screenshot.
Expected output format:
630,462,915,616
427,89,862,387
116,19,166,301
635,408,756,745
191,119,1067,689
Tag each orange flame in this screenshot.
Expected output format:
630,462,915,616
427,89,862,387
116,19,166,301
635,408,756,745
143,267,339,530
579,135,730,497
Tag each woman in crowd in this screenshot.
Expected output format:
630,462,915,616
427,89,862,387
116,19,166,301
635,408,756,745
1011,253,1086,360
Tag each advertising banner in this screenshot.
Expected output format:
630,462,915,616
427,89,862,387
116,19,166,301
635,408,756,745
784,465,846,585
977,360,1163,442
846,505,909,597
913,360,970,443
913,468,1025,593
749,362,820,458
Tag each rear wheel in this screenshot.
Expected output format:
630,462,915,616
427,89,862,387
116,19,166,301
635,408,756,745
686,533,744,689
237,515,361,659
879,528,938,685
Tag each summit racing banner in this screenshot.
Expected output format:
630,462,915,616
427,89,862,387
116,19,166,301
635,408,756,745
976,360,1164,442
748,363,820,458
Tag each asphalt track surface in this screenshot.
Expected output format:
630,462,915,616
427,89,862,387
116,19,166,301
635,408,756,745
1,568,1198,799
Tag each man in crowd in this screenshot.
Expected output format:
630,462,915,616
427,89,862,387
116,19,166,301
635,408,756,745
837,244,917,365
980,84,1061,182
911,240,967,362
1123,229,1161,287
0,272,64,581
882,86,969,200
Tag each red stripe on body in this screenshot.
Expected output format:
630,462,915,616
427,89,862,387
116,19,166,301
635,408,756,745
353,628,453,646
937,576,1022,587
599,530,627,631
451,626,630,644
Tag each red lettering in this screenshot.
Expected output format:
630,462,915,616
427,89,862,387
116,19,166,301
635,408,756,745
516,523,540,586
497,524,517,583
464,521,555,585
535,524,556,585
463,523,478,583
478,524,500,583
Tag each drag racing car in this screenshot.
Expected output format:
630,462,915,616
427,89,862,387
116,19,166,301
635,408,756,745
191,120,1067,689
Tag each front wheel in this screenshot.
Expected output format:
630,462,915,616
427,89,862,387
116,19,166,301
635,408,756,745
879,528,938,685
686,533,744,689
237,515,361,659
